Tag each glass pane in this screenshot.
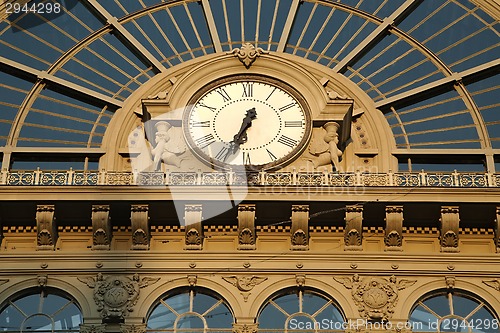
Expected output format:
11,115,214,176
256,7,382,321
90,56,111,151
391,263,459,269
274,293,299,316
204,302,232,328
423,295,450,317
302,293,328,317
0,304,25,332
467,306,498,333
258,303,288,329
176,314,204,329
14,295,40,320
409,305,438,332
147,304,176,329
165,294,190,314
22,314,52,332
192,294,217,316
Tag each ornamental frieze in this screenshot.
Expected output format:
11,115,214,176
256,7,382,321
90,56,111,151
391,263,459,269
78,273,159,320
334,274,416,321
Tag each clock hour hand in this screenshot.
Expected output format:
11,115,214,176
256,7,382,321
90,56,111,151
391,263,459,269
223,108,257,162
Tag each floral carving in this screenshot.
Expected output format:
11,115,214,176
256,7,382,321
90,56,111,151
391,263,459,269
239,228,254,246
120,324,147,333
291,229,308,247
233,324,258,333
132,229,148,246
93,228,108,247
186,228,202,246
345,229,361,247
37,230,53,247
334,274,416,321
80,324,106,333
228,43,268,69
385,231,402,247
441,231,458,248
78,273,160,320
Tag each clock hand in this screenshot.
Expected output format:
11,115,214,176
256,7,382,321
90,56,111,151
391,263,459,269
223,108,257,162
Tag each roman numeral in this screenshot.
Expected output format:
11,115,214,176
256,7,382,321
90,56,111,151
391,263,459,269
266,149,277,161
242,82,253,97
215,146,230,161
243,152,251,165
191,121,210,127
195,134,215,149
197,102,217,112
277,135,298,148
285,121,303,127
266,87,277,101
216,88,231,102
279,102,297,112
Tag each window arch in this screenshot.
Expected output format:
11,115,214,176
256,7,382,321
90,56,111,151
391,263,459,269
146,288,234,332
0,288,83,333
409,290,499,333
258,288,345,332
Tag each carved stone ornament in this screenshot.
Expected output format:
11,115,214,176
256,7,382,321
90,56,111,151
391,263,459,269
184,204,203,250
228,42,268,69
345,205,363,250
92,205,111,250
120,323,147,333
79,324,106,333
78,273,160,320
36,205,56,250
131,205,149,250
482,279,500,291
439,206,460,252
37,275,48,288
238,204,256,250
296,275,306,287
445,276,455,290
495,207,500,253
222,275,267,302
0,279,9,286
334,274,416,321
291,205,309,250
385,206,403,251
232,323,258,333
187,275,197,287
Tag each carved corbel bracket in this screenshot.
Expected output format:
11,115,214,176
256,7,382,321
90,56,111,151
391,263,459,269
445,276,456,290
131,205,150,250
385,206,403,251
232,323,258,333
36,205,56,250
495,207,500,253
345,205,363,251
92,205,111,250
237,204,256,250
439,206,460,253
296,275,306,288
291,205,309,250
185,204,203,250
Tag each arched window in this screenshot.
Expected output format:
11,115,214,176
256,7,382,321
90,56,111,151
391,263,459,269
146,288,233,332
258,288,345,332
0,288,82,333
409,290,499,333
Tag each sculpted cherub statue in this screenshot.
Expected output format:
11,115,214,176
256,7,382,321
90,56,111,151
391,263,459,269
307,121,343,171
151,121,186,169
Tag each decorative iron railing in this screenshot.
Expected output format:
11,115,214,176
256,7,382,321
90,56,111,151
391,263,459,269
1,169,499,187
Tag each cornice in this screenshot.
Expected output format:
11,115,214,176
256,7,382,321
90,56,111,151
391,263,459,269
0,185,499,203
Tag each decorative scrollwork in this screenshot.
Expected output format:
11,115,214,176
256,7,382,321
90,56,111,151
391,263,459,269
228,42,268,69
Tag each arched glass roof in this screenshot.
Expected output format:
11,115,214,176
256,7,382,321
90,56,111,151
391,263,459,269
0,0,498,171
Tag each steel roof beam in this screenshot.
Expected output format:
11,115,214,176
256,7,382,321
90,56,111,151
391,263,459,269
375,58,500,110
201,0,222,53
333,0,421,73
83,0,167,73
0,56,124,109
277,0,301,52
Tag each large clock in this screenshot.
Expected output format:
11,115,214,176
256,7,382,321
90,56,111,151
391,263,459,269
183,75,311,170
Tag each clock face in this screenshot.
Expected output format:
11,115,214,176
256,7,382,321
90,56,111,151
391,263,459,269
183,75,311,170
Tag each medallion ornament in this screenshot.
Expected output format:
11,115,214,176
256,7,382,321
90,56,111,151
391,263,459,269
334,274,416,321
228,43,268,69
78,273,160,320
